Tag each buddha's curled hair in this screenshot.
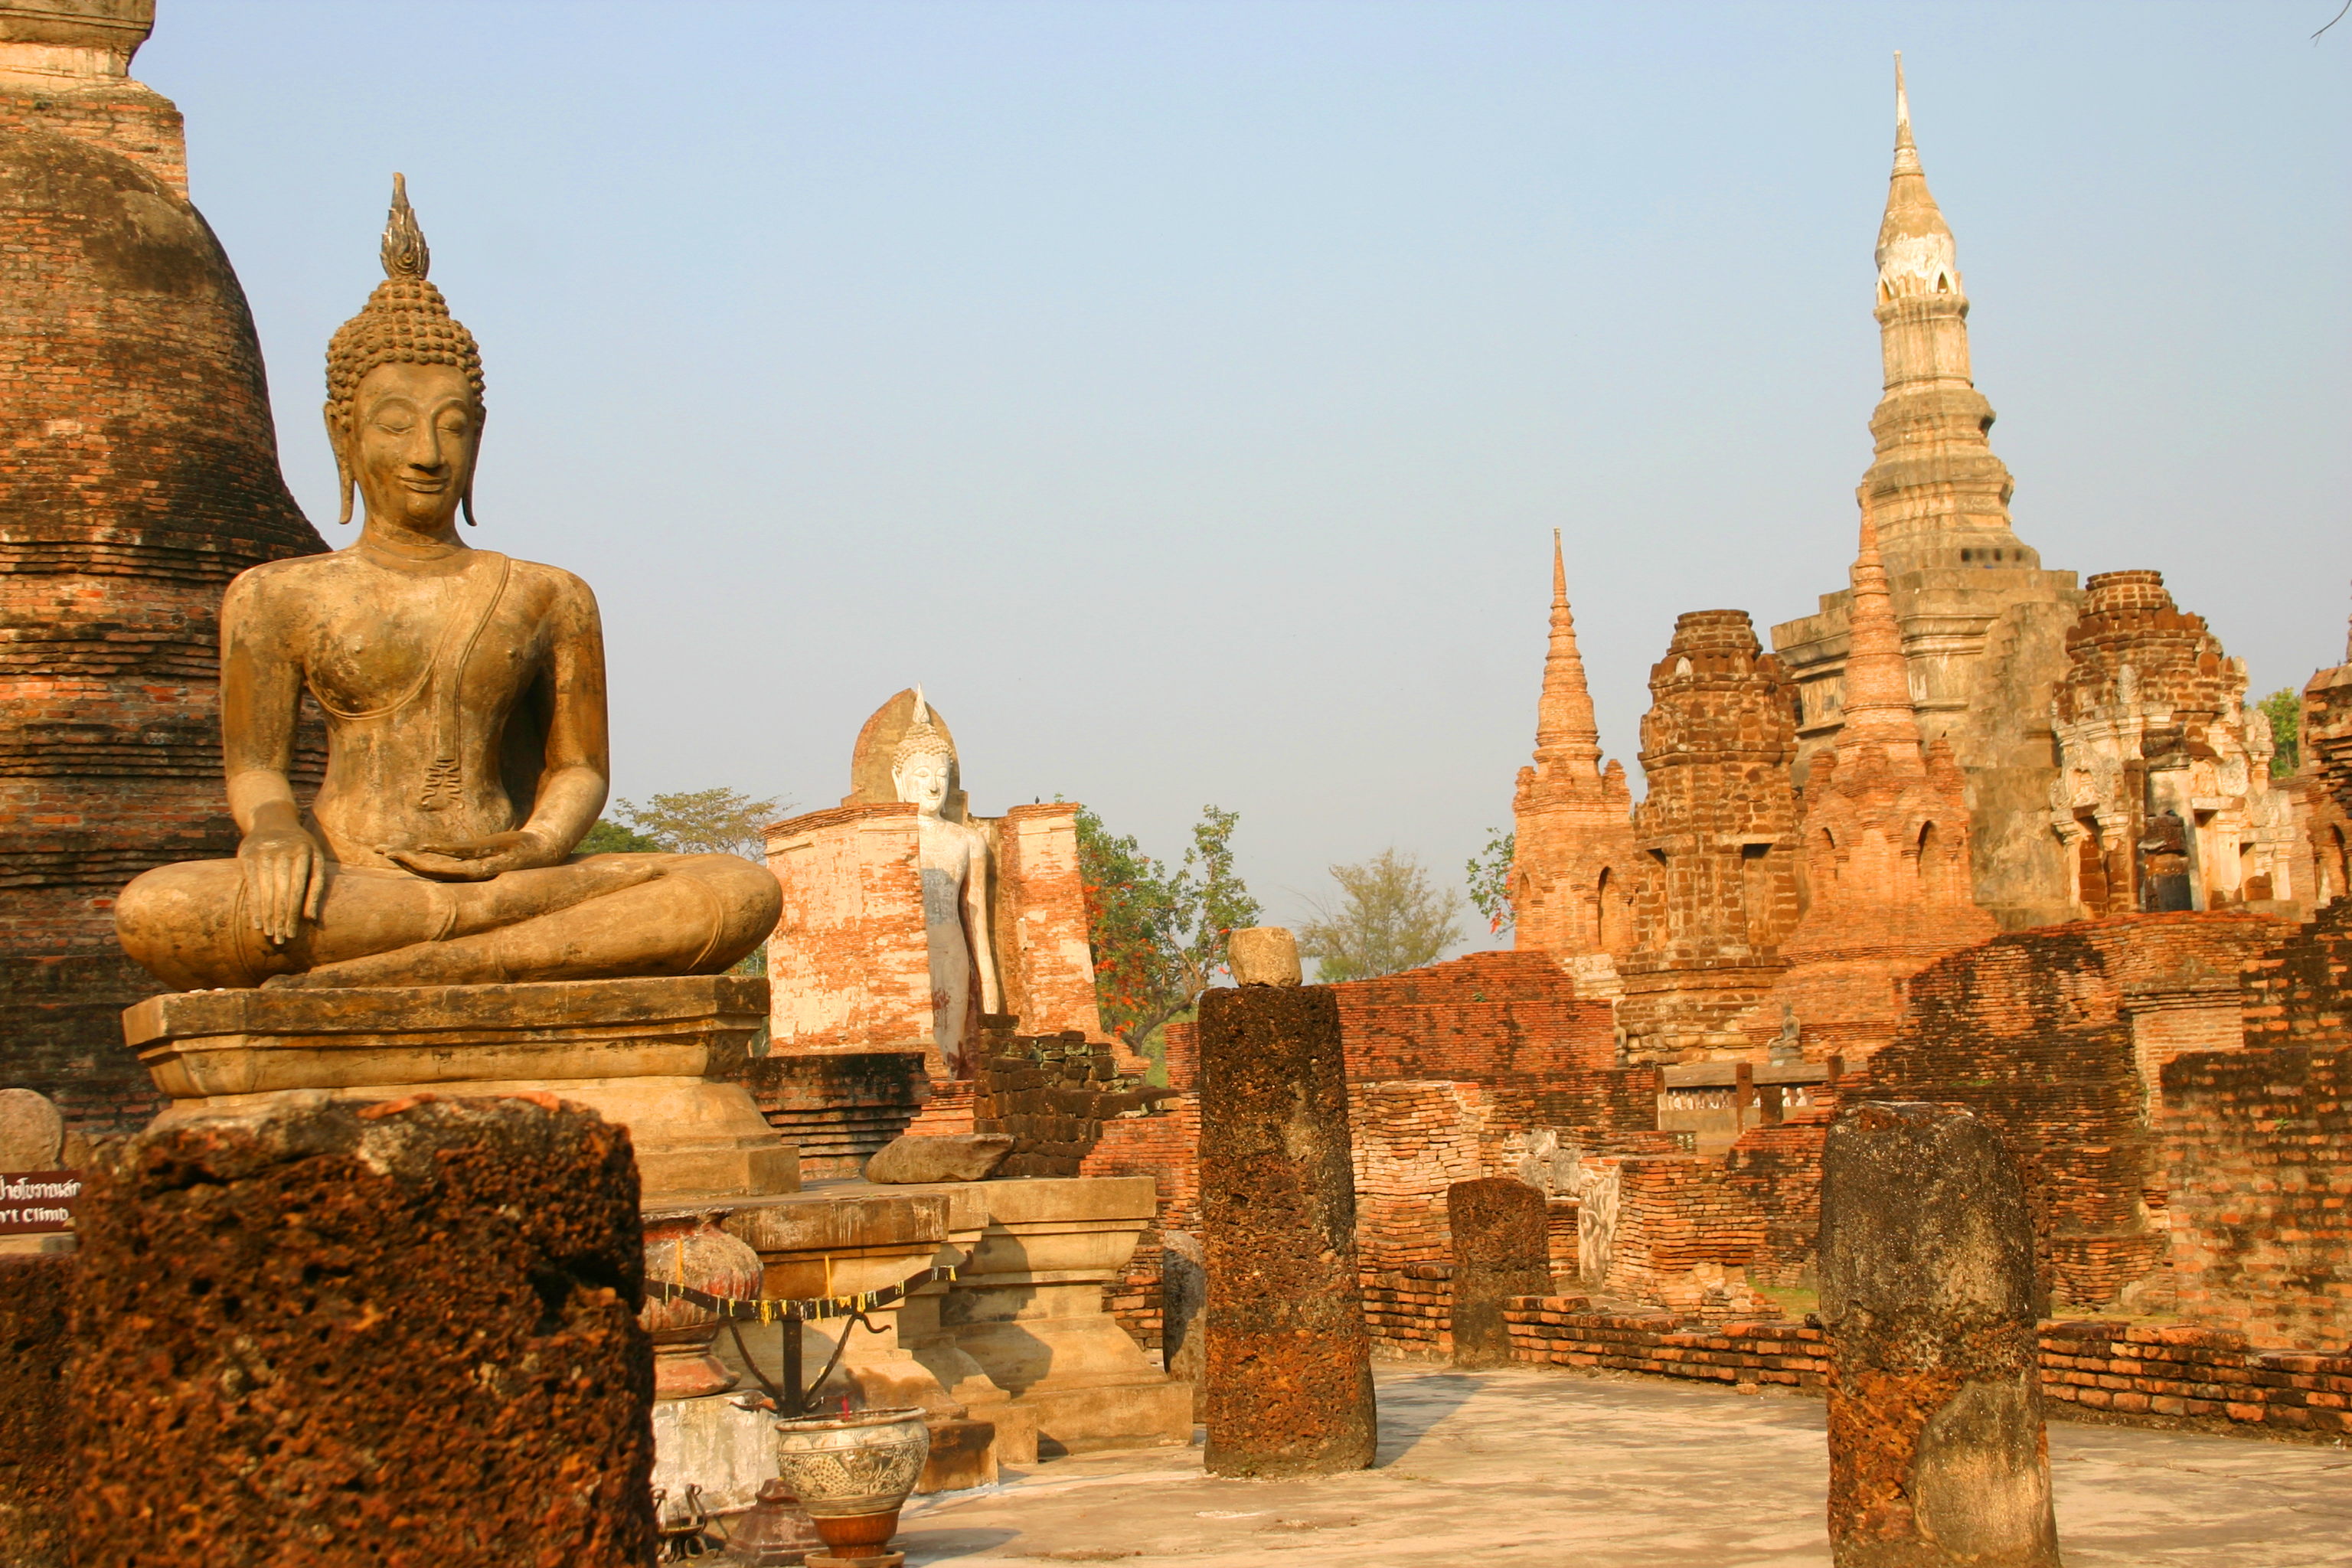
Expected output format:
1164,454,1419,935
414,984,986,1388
892,685,956,770
324,174,485,524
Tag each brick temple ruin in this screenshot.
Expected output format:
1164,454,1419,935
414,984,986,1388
4,9,2349,1561
959,66,2352,1447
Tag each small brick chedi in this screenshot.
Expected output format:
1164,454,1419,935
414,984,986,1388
1509,531,1638,995
1761,518,1994,1060
70,1096,655,1567
1197,982,1377,1478
1615,609,1803,1064
0,0,326,1131
1819,1102,2059,1568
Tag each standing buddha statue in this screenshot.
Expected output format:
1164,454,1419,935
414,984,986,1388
889,690,1001,1073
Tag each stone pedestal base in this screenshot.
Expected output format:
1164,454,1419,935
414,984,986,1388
652,1391,776,1516
723,1187,1009,1494
126,976,797,1204
888,1175,1191,1456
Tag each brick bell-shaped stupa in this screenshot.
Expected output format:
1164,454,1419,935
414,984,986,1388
0,0,326,1130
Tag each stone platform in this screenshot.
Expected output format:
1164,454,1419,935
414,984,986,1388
880,1174,1192,1457
893,1365,2352,1567
125,975,795,1204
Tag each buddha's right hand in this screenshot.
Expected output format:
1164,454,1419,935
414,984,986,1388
238,824,325,946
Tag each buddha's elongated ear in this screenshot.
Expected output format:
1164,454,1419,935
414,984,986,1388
459,407,484,526
325,401,355,524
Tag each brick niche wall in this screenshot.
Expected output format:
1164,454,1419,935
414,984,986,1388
2161,1044,2352,1349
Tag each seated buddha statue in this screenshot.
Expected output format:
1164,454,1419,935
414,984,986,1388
115,178,780,991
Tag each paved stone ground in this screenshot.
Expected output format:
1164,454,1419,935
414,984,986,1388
897,1364,2352,1566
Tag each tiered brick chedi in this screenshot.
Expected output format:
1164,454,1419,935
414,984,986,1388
0,2,325,1129
2048,570,2302,919
1510,531,1637,994
1615,610,1802,1063
1761,518,1993,1062
1771,62,2080,931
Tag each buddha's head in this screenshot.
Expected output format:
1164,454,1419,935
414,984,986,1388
890,689,958,818
324,175,486,534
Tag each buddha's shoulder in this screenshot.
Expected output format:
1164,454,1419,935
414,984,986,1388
224,548,361,601
501,555,596,602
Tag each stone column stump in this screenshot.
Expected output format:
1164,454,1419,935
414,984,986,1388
1197,985,1375,1477
1820,1101,2060,1568
68,1095,655,1567
1447,1177,1550,1370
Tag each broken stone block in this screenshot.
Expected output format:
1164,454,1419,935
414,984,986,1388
68,1094,655,1566
1197,985,1374,1477
1819,1101,2060,1568
0,1089,64,1171
1447,1177,1550,1370
1226,926,1302,986
864,1132,1015,1184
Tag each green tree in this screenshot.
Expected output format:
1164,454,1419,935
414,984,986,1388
578,818,665,855
1074,804,1263,1052
611,787,786,861
1297,848,1464,982
1465,828,1515,937
2259,688,2302,779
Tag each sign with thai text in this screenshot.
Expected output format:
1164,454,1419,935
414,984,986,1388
0,1171,82,1234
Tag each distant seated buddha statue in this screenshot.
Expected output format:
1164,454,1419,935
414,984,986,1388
116,179,780,991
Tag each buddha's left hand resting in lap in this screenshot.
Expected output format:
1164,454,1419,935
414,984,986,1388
116,178,779,991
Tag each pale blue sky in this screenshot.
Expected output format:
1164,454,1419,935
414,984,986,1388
141,2,2348,946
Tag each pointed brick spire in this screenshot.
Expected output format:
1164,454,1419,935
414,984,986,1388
1837,515,1923,746
1534,529,1603,775
1877,52,1958,303
1859,54,2022,580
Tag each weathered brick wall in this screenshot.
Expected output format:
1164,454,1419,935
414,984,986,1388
1325,950,1615,1084
0,70,185,195
1619,609,1802,1063
2241,898,2352,1050
1349,1080,1490,1275
1082,1095,1200,1234
1602,1155,1768,1321
1082,1096,1203,1351
2161,1044,2352,1349
1720,1110,1831,1290
2049,572,2299,921
1505,1298,1830,1390
742,1049,926,1179
1502,1302,2352,1441
1860,915,2282,1311
2040,1319,2352,1440
1163,1018,1198,1090
991,803,1109,1044
765,804,933,1055
1,101,327,1131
